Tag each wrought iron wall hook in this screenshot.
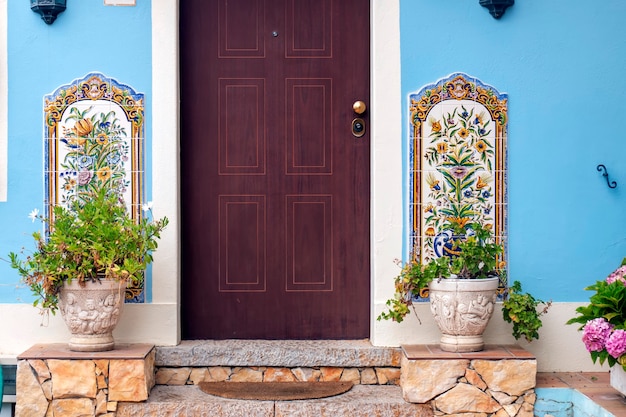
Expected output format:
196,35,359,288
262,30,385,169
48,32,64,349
597,164,617,189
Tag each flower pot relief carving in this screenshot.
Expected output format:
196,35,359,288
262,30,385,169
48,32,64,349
429,277,499,352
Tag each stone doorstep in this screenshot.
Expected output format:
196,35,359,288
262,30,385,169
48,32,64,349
155,339,403,367
154,340,404,388
116,384,434,417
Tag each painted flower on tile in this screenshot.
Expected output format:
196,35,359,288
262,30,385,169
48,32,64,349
73,118,94,137
77,170,92,186
96,133,109,145
60,106,129,206
425,172,440,191
77,155,94,169
97,166,112,181
429,117,442,133
420,104,498,261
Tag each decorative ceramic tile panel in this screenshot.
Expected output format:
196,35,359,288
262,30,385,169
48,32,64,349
44,73,146,302
408,73,508,294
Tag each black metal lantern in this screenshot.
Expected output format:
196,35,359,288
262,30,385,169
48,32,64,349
30,0,67,25
479,0,514,19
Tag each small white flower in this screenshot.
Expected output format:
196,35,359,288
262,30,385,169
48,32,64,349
142,201,154,212
28,208,39,222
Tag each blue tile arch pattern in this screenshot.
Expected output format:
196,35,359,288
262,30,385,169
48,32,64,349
43,72,146,302
408,73,508,297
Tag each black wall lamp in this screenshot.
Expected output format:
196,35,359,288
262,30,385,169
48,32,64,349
479,0,514,19
31,0,67,25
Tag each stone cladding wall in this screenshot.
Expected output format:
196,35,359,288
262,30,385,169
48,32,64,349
15,344,154,417
401,348,537,417
154,365,401,386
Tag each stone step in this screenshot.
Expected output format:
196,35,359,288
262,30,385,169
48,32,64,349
116,384,434,417
155,339,401,368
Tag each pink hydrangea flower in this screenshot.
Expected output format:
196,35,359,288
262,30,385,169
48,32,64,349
582,318,614,352
606,265,626,285
606,329,626,359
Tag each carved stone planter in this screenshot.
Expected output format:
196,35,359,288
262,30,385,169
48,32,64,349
429,277,499,353
58,277,127,352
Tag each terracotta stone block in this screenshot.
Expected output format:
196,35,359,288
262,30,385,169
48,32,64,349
155,367,191,385
49,398,95,417
472,359,536,396
490,390,516,406
28,360,51,384
107,401,118,412
503,402,522,416
109,359,152,401
434,383,500,414
465,368,487,391
189,367,211,384
494,408,510,417
97,374,107,390
401,357,468,403
145,349,156,390
208,366,231,382
340,368,360,383
375,367,401,385
94,359,109,378
41,380,53,401
320,367,343,381
360,368,378,385
48,359,97,399
523,391,536,405
264,367,296,382
16,360,50,417
519,400,534,416
96,390,108,415
292,367,321,382
230,367,263,382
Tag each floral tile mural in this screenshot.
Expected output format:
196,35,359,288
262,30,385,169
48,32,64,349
44,73,146,302
408,73,508,296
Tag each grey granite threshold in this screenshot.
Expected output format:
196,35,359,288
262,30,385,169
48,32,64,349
155,339,402,368
117,385,433,417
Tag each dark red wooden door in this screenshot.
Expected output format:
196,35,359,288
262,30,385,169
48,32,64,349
180,0,370,339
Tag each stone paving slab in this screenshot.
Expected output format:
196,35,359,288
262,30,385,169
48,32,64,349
116,385,433,417
156,339,402,367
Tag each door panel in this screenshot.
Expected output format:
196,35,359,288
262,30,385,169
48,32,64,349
180,0,370,339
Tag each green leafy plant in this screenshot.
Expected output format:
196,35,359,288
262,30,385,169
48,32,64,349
377,255,450,323
448,222,504,279
377,221,504,323
502,280,551,342
567,259,626,370
8,188,168,315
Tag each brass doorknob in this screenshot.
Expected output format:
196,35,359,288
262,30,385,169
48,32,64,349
353,101,367,115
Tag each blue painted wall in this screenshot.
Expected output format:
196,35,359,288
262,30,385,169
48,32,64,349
2,0,625,305
401,0,626,301
0,1,152,303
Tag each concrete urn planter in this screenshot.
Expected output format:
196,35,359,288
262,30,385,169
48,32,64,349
429,277,499,352
58,277,127,352
610,365,626,396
